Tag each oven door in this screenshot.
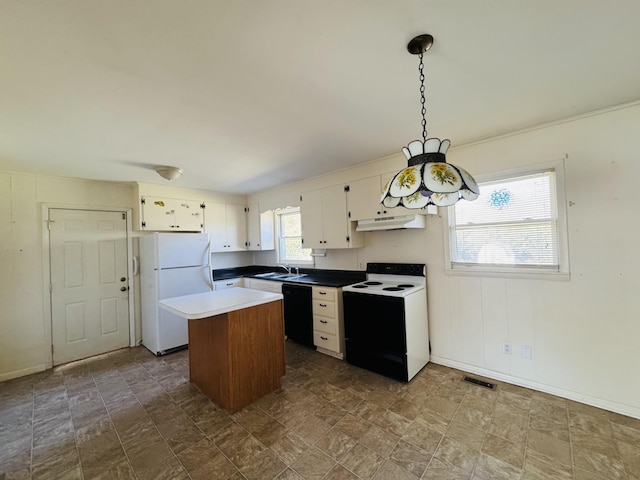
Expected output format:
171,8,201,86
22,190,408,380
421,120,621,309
343,291,408,381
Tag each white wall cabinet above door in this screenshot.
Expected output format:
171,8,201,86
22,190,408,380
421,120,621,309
247,204,274,251
140,196,204,231
204,202,248,252
300,184,363,249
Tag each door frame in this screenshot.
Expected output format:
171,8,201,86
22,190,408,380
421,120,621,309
41,203,136,369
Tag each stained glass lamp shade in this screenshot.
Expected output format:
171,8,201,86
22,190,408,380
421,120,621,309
380,34,479,209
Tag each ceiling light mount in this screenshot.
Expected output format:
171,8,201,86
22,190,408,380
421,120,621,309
155,166,183,181
381,34,480,209
407,34,433,55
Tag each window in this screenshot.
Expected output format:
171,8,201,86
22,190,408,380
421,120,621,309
276,207,313,265
447,162,568,277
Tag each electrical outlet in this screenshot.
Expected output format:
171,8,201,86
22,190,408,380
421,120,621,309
502,342,512,354
521,345,533,359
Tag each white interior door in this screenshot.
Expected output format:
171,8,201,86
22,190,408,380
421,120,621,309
50,209,130,365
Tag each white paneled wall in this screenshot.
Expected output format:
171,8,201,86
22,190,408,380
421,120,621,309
2,102,640,418
249,102,640,418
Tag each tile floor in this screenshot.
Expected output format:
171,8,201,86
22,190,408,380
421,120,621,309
1,342,639,480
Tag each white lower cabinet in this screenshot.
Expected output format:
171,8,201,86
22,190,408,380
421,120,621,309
213,278,244,290
312,286,344,359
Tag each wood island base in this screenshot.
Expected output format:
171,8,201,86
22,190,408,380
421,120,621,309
187,299,285,413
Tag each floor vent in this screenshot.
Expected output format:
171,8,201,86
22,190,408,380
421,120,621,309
463,376,496,390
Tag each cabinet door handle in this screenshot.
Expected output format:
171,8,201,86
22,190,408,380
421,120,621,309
320,336,328,341
319,292,327,295
319,303,326,307
320,320,328,324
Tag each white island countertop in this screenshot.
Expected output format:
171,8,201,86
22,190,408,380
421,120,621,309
159,287,283,320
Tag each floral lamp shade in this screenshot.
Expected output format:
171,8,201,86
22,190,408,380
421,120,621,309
381,139,480,208
381,34,479,210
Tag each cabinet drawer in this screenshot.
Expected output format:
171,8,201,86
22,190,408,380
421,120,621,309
214,278,243,290
312,287,336,302
313,315,337,335
312,299,337,319
313,331,339,352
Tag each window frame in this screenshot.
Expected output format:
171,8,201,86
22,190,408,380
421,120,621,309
275,207,314,266
443,159,570,280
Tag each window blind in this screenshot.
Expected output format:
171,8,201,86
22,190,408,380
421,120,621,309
451,171,559,269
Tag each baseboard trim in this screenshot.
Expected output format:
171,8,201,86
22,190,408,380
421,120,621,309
0,364,47,383
430,355,640,420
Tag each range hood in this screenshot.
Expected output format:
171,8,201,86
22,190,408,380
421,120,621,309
356,214,426,232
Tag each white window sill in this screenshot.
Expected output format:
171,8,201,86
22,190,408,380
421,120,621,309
445,265,570,281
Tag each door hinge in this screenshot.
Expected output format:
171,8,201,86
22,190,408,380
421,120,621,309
47,220,54,230
141,197,146,205
346,236,350,242
141,221,146,228
51,344,54,355
200,202,205,209
122,213,126,220
49,282,53,292
348,211,351,218
344,185,350,192
300,195,303,202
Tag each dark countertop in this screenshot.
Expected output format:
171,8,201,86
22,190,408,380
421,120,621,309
212,265,366,288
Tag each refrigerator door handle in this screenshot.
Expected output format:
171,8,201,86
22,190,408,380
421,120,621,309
207,239,214,289
132,256,139,276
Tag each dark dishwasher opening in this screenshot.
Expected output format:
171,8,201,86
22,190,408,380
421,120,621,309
282,283,314,347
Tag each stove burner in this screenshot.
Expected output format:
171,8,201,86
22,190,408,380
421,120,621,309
352,284,368,289
397,284,415,288
364,281,383,285
383,287,404,291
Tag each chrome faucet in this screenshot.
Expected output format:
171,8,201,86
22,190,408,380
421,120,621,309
280,264,291,274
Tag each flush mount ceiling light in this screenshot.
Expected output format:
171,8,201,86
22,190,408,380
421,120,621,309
381,34,479,208
155,166,183,181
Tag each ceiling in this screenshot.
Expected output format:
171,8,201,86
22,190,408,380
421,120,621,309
1,1,640,194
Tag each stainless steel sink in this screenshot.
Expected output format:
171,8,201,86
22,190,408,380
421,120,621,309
254,272,308,280
254,272,280,278
272,273,308,280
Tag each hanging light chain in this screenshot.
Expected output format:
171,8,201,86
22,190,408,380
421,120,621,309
418,52,427,143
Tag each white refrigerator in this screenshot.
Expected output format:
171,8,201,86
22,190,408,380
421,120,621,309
140,232,212,355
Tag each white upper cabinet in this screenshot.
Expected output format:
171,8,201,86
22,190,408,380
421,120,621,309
347,173,431,220
139,196,204,231
246,204,274,251
346,176,390,221
204,202,248,252
301,184,363,249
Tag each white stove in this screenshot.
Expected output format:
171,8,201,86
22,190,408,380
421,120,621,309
342,263,429,382
343,262,426,297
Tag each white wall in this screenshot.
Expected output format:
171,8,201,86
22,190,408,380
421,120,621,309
249,102,640,418
0,174,253,382
3,103,639,418
0,173,135,381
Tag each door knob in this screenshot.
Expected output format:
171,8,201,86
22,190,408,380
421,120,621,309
120,277,126,282
120,286,127,292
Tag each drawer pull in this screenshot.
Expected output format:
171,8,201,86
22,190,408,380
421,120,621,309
319,303,326,307
319,291,327,295
320,320,328,324
320,336,328,340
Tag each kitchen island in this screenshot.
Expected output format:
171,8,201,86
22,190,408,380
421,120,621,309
160,288,285,413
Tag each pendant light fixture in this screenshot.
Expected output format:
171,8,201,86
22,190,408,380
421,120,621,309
381,34,479,209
